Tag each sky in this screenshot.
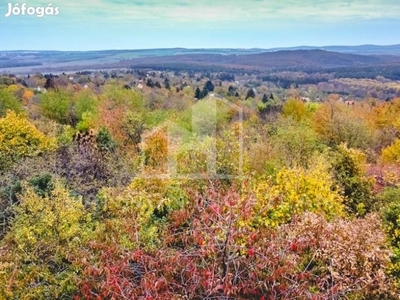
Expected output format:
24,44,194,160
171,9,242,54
0,0,399,50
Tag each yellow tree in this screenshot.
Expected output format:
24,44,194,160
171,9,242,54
381,139,400,164
282,98,310,123
253,157,344,227
312,98,371,149
0,111,56,170
0,182,93,299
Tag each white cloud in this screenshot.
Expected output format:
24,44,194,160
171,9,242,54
22,0,400,24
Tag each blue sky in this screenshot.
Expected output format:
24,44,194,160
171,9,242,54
0,0,399,50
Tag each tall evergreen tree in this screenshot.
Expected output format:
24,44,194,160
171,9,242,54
228,85,236,96
195,87,201,99
199,87,209,99
164,78,171,90
262,94,269,104
204,80,214,92
245,88,256,100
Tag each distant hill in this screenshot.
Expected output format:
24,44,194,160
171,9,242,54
1,45,400,75
126,49,393,71
273,45,400,56
266,45,400,56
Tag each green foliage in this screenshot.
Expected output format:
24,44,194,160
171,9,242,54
381,187,400,283
73,89,99,122
144,109,170,129
0,87,23,116
271,118,325,167
330,144,374,216
96,178,188,249
176,136,214,175
0,76,15,86
96,127,117,153
245,88,256,100
75,111,96,132
121,110,145,147
57,124,76,147
28,173,54,198
262,93,269,103
194,86,201,99
191,98,232,136
0,180,21,204
215,130,242,178
102,83,143,110
0,181,93,299
204,80,214,92
40,89,73,124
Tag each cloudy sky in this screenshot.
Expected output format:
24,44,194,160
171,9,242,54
1,0,399,50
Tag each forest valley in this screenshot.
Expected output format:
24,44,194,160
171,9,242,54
1,68,400,299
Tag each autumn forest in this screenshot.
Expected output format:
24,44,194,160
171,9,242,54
1,67,400,299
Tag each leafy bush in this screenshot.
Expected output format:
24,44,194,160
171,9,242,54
382,138,400,164
75,186,395,299
0,87,23,116
40,89,73,124
254,158,344,227
381,187,400,284
0,181,93,299
330,144,374,216
0,111,56,171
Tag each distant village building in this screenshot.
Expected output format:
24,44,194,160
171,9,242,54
301,97,311,102
35,86,47,93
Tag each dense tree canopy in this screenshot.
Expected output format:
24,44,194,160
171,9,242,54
0,73,399,299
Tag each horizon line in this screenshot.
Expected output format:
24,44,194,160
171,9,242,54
1,44,400,52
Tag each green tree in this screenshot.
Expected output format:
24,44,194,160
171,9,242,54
0,181,93,299
121,111,145,150
0,87,23,117
164,78,171,90
381,187,400,283
262,93,269,104
199,86,208,99
330,144,374,216
245,88,256,100
194,87,201,99
40,89,73,124
73,89,99,123
204,80,214,92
